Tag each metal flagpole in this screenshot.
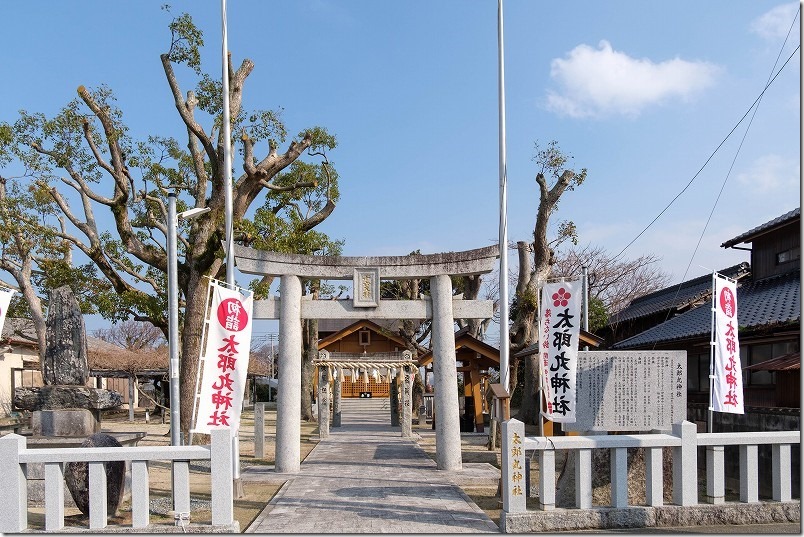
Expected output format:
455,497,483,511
220,0,242,497
221,0,235,285
497,0,510,394
582,266,589,351
167,192,181,446
536,282,543,436
707,272,717,433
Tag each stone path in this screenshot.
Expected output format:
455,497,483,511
243,399,500,533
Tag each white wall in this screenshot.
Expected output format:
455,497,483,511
0,349,33,417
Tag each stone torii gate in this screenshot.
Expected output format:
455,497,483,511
233,244,498,473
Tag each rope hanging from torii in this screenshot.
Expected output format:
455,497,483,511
314,350,417,384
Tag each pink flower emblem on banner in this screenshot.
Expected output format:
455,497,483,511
552,287,571,307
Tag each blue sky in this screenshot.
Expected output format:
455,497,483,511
0,1,800,334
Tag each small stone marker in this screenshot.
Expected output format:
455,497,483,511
401,367,412,438
501,419,526,513
318,366,330,440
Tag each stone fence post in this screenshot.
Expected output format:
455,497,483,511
673,420,698,506
211,428,234,526
0,433,28,532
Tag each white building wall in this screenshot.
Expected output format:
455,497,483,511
0,349,33,418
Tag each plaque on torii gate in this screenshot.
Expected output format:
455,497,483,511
233,244,498,473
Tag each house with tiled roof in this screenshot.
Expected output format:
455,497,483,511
607,208,800,416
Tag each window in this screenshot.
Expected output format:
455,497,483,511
776,246,800,265
746,344,774,385
688,354,701,391
358,329,371,346
687,352,711,392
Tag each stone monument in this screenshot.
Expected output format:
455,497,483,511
12,286,126,510
13,286,122,433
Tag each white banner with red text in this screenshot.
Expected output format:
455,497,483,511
538,280,582,423
0,288,14,337
192,280,254,436
712,273,743,414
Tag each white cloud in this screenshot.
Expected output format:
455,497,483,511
750,3,800,41
736,154,800,193
545,40,722,119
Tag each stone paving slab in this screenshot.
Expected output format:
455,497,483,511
244,401,500,533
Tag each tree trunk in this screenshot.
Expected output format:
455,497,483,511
510,240,549,424
179,272,209,439
459,275,484,338
519,354,542,424
301,317,318,421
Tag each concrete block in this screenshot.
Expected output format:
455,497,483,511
33,409,99,436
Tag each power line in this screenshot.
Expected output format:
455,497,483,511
668,5,801,291
612,40,800,264
642,7,801,349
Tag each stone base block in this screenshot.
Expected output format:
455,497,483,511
32,409,100,437
500,501,801,533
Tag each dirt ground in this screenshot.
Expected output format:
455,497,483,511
24,408,511,532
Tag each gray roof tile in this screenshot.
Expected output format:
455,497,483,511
721,207,800,248
613,269,800,349
609,263,748,324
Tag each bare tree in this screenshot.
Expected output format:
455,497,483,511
551,244,671,315
510,141,587,424
93,319,166,350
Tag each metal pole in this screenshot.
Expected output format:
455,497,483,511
222,0,235,285
220,0,243,496
536,280,544,436
708,272,717,433
497,0,510,393
167,192,182,446
582,266,589,351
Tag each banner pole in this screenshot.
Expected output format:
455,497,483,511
190,279,216,446
708,272,717,433
497,0,510,394
536,281,544,436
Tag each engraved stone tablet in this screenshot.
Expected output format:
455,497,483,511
562,350,687,432
353,268,380,307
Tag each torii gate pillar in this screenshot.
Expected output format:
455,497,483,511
276,275,302,473
431,274,462,470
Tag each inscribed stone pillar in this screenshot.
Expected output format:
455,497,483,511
254,403,265,459
276,275,302,473
318,366,330,440
430,274,462,471
401,365,413,438
43,286,89,386
128,376,135,422
332,371,342,427
390,374,400,426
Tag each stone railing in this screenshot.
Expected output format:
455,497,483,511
500,419,800,532
0,428,235,532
